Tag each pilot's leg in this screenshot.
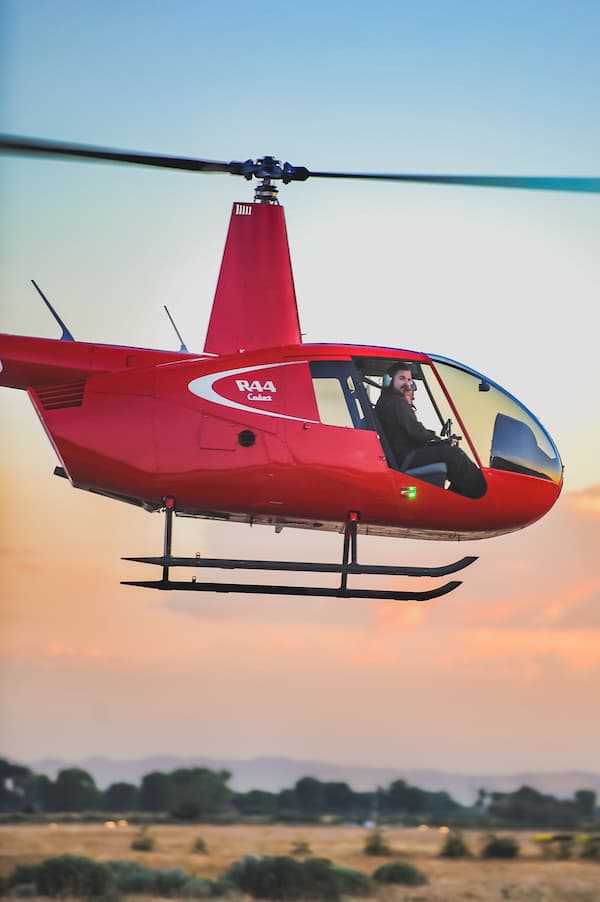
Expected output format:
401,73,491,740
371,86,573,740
407,444,486,499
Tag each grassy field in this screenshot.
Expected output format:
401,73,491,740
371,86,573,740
0,822,599,901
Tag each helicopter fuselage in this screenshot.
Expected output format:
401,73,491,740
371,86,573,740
1,332,561,541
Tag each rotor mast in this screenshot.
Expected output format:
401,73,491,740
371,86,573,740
255,174,278,204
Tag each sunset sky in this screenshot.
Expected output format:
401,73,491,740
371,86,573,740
1,0,599,779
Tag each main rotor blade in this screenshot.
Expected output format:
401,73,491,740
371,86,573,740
2,135,599,193
0,134,235,174
307,170,600,194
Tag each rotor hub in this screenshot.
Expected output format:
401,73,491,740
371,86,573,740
229,156,310,203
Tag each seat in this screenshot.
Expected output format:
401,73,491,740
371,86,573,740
404,462,447,488
370,404,447,487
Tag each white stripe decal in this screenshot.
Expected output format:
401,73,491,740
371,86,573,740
188,361,319,423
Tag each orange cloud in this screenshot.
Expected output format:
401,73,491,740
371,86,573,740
372,600,428,631
542,579,600,624
569,484,600,514
441,627,600,674
48,643,72,656
45,644,105,661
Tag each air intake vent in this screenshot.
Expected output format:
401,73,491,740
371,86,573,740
35,380,86,410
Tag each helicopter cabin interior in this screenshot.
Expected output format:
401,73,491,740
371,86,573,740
307,355,562,489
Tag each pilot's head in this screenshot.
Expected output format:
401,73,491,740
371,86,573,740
385,361,414,396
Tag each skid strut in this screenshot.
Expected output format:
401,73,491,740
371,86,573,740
122,500,476,601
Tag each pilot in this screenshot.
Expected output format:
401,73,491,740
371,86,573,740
403,383,416,411
375,361,486,499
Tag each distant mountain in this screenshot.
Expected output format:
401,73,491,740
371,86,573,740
25,755,600,805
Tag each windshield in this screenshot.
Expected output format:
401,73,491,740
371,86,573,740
431,357,562,484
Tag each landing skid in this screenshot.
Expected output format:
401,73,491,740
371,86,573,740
121,499,477,601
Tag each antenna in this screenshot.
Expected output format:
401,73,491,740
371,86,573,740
164,305,188,352
31,280,75,341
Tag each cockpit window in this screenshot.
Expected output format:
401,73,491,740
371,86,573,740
312,377,354,427
309,360,370,428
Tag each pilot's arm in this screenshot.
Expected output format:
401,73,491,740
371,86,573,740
392,395,437,446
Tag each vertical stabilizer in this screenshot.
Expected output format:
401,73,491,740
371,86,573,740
203,202,302,355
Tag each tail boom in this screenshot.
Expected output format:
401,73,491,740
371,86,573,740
0,333,194,390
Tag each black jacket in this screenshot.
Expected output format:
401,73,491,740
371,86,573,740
375,388,437,465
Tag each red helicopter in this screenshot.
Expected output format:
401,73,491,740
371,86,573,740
1,136,596,601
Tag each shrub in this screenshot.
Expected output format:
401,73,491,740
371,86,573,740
223,855,370,901
106,860,159,894
580,834,600,861
533,833,580,860
155,866,190,896
106,861,214,897
544,834,575,860
180,876,213,898
301,858,370,899
36,854,114,897
131,825,155,851
290,839,312,856
224,856,303,900
328,865,371,897
439,830,472,858
363,827,392,856
209,877,236,897
533,834,555,860
480,834,520,859
191,836,208,854
557,835,575,859
372,861,428,886
8,865,41,888
12,885,38,898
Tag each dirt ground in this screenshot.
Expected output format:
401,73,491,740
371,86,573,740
0,822,599,901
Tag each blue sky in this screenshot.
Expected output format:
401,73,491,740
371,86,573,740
3,1,600,162
2,0,599,486
5,0,600,171
1,1,600,771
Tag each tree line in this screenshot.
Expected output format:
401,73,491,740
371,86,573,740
0,757,597,825
481,785,597,827
0,758,458,818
